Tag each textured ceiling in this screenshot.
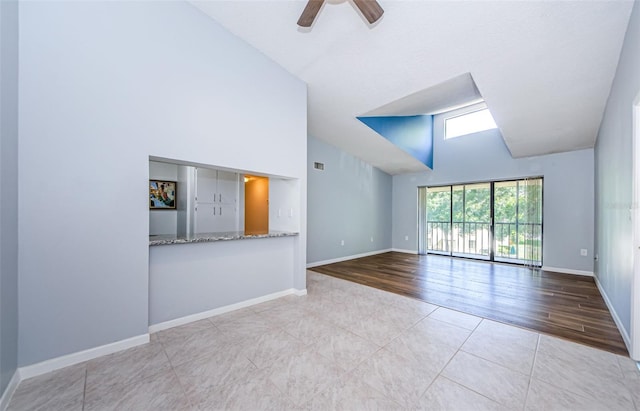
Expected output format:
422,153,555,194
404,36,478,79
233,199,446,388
362,72,484,117
191,0,634,175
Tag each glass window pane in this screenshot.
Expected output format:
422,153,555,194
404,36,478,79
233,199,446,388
452,185,464,222
445,109,497,139
464,183,490,223
426,187,451,253
461,183,490,256
494,181,517,223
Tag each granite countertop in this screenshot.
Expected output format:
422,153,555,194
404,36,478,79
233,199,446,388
149,230,299,246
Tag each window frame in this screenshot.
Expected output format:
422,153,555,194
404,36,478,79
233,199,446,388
444,107,497,139
418,176,544,267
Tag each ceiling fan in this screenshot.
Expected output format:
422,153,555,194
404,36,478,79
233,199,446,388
297,0,384,27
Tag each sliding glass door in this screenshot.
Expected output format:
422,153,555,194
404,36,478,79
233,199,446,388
452,183,491,259
420,177,543,266
424,186,451,254
494,179,542,264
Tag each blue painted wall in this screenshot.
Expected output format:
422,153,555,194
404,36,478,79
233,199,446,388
358,115,434,169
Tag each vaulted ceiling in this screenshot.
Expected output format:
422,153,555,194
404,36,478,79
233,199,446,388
192,0,634,175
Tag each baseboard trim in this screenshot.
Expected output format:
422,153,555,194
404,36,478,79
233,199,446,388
149,288,302,333
0,369,20,411
391,248,417,254
306,249,392,268
18,334,149,381
541,266,594,277
594,275,632,354
13,288,309,387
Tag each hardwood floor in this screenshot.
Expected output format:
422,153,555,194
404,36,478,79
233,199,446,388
310,252,628,356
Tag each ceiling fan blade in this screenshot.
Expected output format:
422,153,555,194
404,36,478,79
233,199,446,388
352,0,384,24
297,0,325,27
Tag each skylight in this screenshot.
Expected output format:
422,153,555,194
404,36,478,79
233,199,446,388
445,108,497,139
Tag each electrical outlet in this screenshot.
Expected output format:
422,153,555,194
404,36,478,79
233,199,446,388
580,249,588,257
405,235,409,241
340,240,344,246
370,237,374,242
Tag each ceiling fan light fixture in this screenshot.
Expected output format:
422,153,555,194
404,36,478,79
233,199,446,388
297,0,384,28
297,0,324,27
353,0,384,24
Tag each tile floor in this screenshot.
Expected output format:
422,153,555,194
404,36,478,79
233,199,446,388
8,270,640,410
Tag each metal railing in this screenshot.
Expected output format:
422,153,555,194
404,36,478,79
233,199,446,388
426,220,542,264
426,221,490,256
494,222,542,263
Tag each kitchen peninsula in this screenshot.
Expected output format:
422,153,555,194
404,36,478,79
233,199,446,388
149,230,298,246
149,230,303,330
148,160,305,333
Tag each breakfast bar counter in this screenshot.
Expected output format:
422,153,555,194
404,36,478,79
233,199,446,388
149,231,299,246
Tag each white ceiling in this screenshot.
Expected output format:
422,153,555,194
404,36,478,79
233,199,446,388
191,0,634,175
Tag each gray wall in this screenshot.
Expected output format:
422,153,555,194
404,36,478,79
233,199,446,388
594,0,640,340
150,236,295,325
393,105,595,273
0,0,19,396
307,136,392,264
18,1,306,367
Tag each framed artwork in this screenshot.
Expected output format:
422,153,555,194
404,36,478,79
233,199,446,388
149,180,177,209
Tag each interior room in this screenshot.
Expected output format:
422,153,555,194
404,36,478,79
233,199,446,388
1,0,640,409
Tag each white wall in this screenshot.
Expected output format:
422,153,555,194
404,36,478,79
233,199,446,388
149,161,178,236
0,0,19,397
18,1,306,367
594,0,640,344
307,136,392,264
392,105,595,273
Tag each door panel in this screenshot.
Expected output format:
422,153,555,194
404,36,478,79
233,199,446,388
494,179,542,265
494,181,518,260
194,203,216,233
426,186,451,254
195,168,217,204
452,183,490,259
217,170,238,204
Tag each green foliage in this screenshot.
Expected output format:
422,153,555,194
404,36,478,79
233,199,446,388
426,190,450,222
460,185,489,222
494,185,516,222
427,181,541,225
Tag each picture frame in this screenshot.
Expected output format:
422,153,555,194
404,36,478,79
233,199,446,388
149,180,177,210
